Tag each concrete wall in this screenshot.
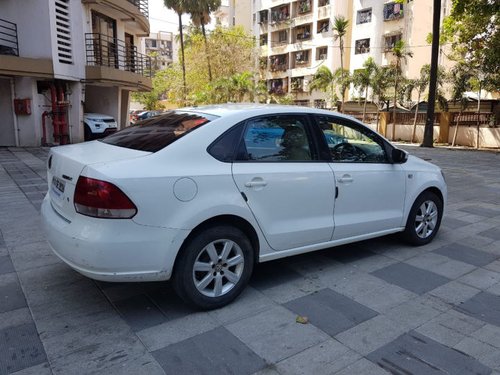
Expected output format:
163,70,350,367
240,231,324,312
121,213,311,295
84,85,120,124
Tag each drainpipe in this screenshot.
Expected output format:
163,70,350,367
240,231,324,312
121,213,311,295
10,79,19,147
41,111,50,146
50,84,59,143
57,83,69,145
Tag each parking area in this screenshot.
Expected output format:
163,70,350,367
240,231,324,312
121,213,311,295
1,145,499,375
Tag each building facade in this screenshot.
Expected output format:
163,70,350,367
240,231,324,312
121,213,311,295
142,31,174,70
0,0,152,147
253,0,352,108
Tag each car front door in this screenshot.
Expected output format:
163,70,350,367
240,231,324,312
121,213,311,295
232,114,336,251
314,115,406,240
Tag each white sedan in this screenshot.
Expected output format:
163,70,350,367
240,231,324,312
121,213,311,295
42,104,447,309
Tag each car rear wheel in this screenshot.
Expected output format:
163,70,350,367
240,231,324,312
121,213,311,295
402,191,443,246
172,225,254,310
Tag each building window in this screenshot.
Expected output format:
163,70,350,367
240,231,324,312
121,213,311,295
357,8,372,24
317,19,329,33
355,38,370,54
383,2,404,21
271,5,290,23
294,50,310,66
270,54,288,71
296,24,311,41
384,33,402,51
316,46,327,60
259,10,269,24
297,0,312,15
314,99,326,109
269,78,287,94
291,77,305,92
278,30,288,45
145,39,157,48
260,34,268,46
318,0,329,7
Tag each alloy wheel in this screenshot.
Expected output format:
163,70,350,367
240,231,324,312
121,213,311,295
414,200,438,239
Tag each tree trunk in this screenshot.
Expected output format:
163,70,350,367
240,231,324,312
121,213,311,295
362,86,368,122
451,111,460,147
411,91,421,142
376,107,380,133
392,70,398,141
201,23,213,82
178,13,187,105
422,0,441,147
340,39,344,113
476,84,481,149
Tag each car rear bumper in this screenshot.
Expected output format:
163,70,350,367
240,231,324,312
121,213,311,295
41,194,189,282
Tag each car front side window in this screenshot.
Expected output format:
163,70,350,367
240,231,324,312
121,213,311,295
237,115,315,161
316,116,388,163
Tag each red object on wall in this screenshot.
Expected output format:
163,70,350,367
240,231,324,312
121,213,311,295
14,99,32,115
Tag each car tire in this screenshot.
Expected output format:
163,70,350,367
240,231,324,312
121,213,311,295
172,225,254,310
84,124,92,141
402,191,443,246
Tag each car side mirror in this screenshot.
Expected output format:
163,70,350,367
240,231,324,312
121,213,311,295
392,148,408,164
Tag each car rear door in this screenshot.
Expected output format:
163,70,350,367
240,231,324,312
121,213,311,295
231,114,336,251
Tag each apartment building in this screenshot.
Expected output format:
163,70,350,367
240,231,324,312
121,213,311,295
254,0,352,108
142,31,174,70
349,0,453,97
0,0,152,147
215,0,253,32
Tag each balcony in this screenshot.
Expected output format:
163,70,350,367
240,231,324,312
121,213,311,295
291,77,305,92
269,78,288,95
292,24,312,43
85,33,152,90
270,54,288,72
0,18,53,78
82,0,150,35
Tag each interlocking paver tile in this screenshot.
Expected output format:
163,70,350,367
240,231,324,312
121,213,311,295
113,294,168,331
250,261,303,290
0,255,14,275
434,243,499,267
459,268,500,290
459,206,500,218
0,323,47,375
480,228,500,241
367,331,492,375
0,275,27,313
284,288,378,337
226,306,329,363
455,291,500,327
372,263,450,295
152,327,266,375
442,217,470,230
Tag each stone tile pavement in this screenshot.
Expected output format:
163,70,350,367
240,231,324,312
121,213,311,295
0,145,499,375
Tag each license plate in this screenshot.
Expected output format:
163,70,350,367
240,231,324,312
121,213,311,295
51,176,65,200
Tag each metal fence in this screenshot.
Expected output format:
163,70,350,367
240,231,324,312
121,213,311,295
127,0,149,18
85,33,151,78
0,18,19,56
451,112,497,127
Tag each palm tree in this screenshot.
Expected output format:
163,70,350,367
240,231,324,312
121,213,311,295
371,65,391,132
390,40,413,140
332,16,349,112
309,66,336,107
352,57,376,122
186,0,221,82
164,0,187,104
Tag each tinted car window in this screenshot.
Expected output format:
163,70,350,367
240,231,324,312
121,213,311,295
208,122,245,162
237,116,314,161
316,116,388,163
101,111,217,152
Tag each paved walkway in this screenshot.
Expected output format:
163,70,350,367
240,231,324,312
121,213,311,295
0,146,499,375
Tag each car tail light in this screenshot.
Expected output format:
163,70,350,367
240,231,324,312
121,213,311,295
74,176,137,219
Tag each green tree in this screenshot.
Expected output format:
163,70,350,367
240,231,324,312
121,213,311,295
164,0,188,104
390,40,413,139
442,0,500,90
449,62,474,146
332,16,349,112
371,65,391,132
351,57,377,122
186,0,221,81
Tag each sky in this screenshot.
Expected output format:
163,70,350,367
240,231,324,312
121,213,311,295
148,0,191,34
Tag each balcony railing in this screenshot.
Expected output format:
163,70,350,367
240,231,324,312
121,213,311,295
0,18,19,56
127,0,149,18
85,33,151,78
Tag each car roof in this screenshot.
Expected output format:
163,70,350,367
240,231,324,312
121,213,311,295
180,103,359,122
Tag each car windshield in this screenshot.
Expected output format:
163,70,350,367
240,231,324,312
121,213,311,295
100,111,217,152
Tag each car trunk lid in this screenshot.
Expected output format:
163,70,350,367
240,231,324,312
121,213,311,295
47,141,150,221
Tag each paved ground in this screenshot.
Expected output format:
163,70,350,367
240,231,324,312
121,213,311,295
1,145,500,375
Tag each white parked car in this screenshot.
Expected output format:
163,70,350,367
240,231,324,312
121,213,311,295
42,104,447,309
83,113,118,141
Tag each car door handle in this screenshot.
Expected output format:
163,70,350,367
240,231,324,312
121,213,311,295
244,179,268,188
337,174,353,184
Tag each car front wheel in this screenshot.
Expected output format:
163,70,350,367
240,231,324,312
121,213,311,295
172,225,254,310
402,191,443,246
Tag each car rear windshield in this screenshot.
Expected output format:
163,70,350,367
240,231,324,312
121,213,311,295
100,111,217,152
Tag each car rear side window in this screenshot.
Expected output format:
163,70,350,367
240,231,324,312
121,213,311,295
101,111,217,152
